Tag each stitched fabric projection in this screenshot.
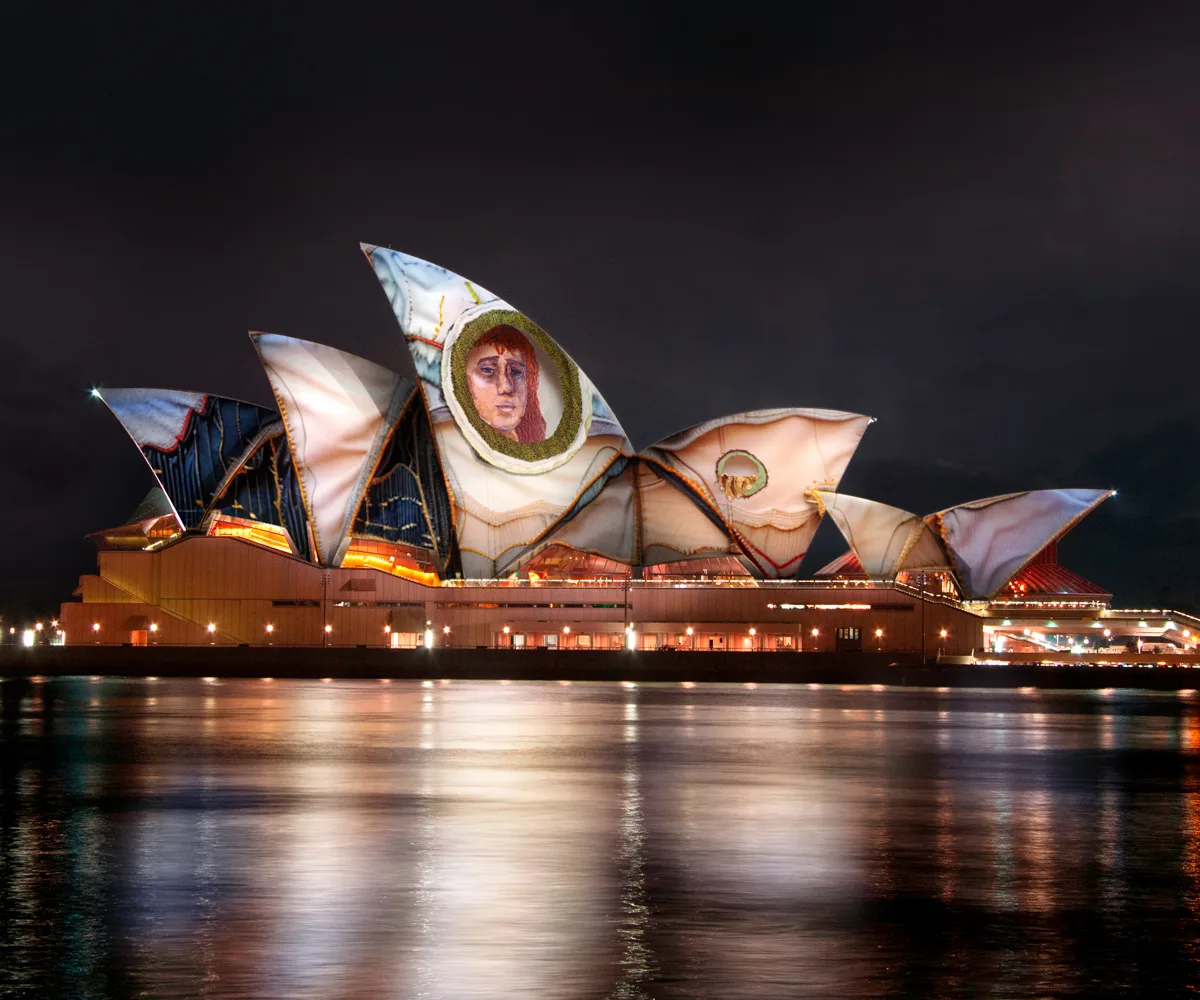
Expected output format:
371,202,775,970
251,333,416,568
351,399,458,575
447,309,585,464
102,390,280,531
210,431,312,562
363,246,632,577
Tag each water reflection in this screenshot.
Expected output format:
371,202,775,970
3,681,1200,997
611,691,652,999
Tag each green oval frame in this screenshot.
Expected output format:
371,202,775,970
715,449,769,498
448,309,584,463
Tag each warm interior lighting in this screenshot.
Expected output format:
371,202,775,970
207,514,295,555
340,537,439,586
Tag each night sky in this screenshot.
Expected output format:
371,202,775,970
3,3,1199,619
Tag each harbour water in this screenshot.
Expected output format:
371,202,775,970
3,678,1199,998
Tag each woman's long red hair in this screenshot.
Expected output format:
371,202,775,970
479,326,546,443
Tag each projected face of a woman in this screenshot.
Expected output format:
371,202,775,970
466,339,529,440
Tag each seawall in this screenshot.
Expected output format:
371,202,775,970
3,647,1200,690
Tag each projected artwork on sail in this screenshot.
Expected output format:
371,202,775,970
642,408,872,578
364,246,631,577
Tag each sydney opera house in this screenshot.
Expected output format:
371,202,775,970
59,246,1152,658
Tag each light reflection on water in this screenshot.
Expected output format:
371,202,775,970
3,680,1200,997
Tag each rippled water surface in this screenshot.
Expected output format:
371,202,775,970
3,678,1200,998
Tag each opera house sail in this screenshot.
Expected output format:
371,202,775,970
61,244,1116,652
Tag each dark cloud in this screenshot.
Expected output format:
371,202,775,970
2,2,1199,617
